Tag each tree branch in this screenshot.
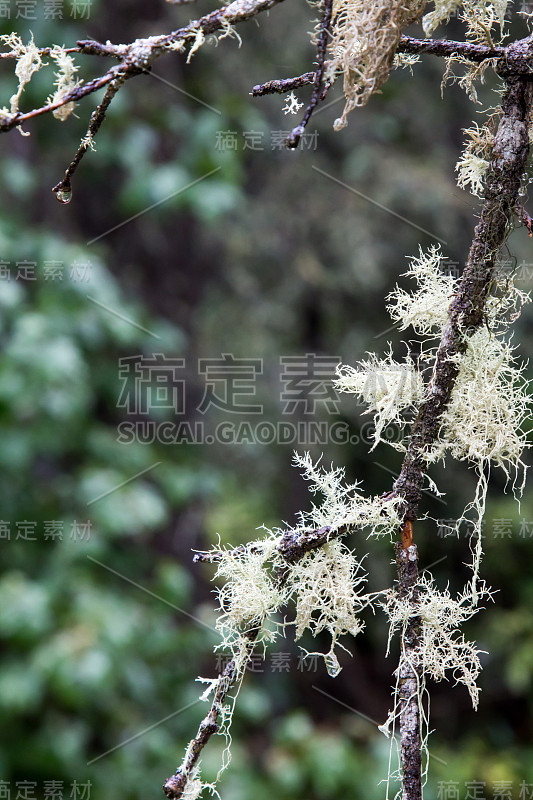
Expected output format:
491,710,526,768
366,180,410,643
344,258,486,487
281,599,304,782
0,0,288,194
163,628,260,800
193,523,350,565
393,72,533,522
52,72,133,202
0,69,119,132
287,0,333,149
250,31,521,114
173,33,533,800
389,64,533,798
165,520,358,799
251,72,317,96
397,34,504,61
394,540,422,800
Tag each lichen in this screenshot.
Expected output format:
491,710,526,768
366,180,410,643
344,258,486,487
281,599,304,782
387,245,456,337
80,132,96,152
426,326,530,483
324,0,426,129
181,766,203,800
393,52,421,72
0,106,16,127
0,33,44,114
322,1,509,133
456,121,494,195
292,452,403,535
335,353,424,450
204,452,402,684
214,536,287,650
287,539,368,669
283,92,304,114
457,152,490,195
47,46,80,121
423,0,509,42
384,575,493,707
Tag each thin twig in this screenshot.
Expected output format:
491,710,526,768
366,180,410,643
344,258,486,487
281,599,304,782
398,34,504,61
0,70,119,132
287,0,333,149
193,523,350,564
251,72,316,96
250,34,505,105
0,45,81,59
52,72,133,202
163,628,260,800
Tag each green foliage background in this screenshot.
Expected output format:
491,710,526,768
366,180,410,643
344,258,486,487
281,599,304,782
1,2,533,799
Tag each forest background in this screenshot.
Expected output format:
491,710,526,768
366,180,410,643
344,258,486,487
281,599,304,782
1,1,533,799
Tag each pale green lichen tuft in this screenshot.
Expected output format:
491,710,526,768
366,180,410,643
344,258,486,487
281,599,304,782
456,152,490,195
456,122,494,196
80,132,96,152
47,46,80,121
422,0,462,34
324,0,426,129
287,539,369,668
387,245,456,337
187,29,205,62
335,353,424,450
181,766,203,800
0,33,44,115
393,52,421,72
292,452,403,535
283,92,304,115
384,576,493,708
208,452,402,674
214,536,287,651
0,105,16,127
425,326,530,484
423,1,509,42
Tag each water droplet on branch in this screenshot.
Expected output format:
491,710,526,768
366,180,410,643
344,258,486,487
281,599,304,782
55,187,72,204
53,178,72,205
325,652,342,678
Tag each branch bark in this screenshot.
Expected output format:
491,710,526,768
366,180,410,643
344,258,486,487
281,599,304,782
395,540,422,800
397,34,504,61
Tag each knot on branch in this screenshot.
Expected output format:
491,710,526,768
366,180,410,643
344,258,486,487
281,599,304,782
277,524,343,560
199,720,219,736
163,770,187,799
497,36,533,79
0,109,17,131
125,38,160,71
